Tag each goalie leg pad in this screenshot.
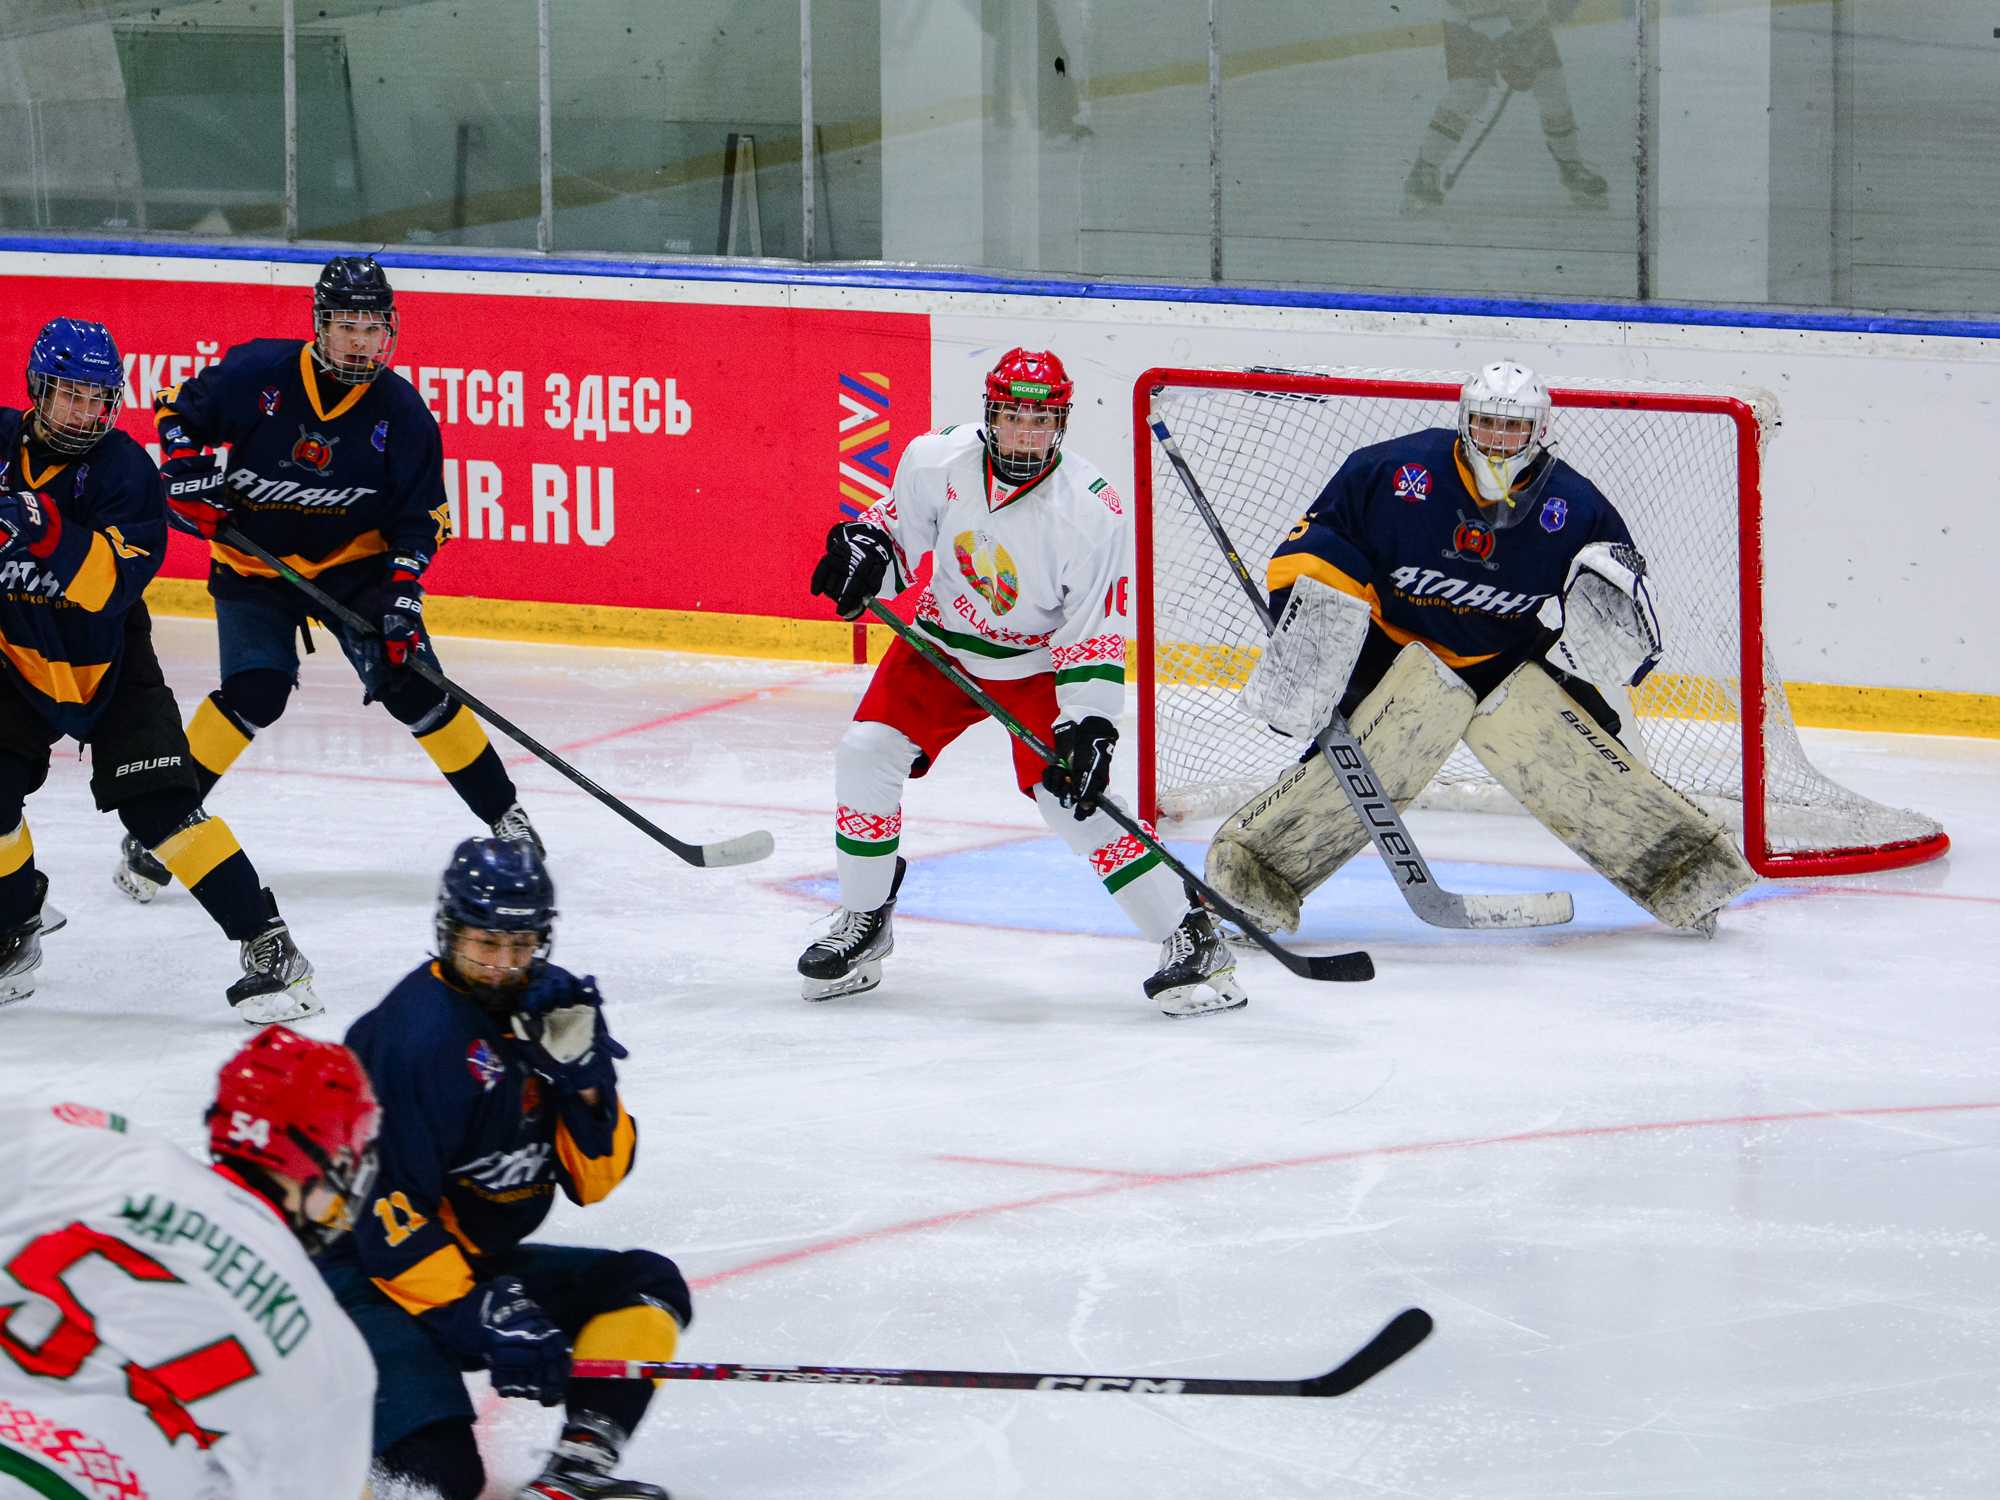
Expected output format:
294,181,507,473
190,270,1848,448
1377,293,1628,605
1206,644,1477,933
1462,664,1756,929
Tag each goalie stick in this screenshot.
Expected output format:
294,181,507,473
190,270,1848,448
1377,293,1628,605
218,526,774,870
1148,412,1573,930
573,1306,1432,1397
864,599,1373,983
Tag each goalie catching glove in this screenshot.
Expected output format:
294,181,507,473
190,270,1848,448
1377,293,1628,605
1541,541,1663,688
1237,575,1376,738
810,521,898,621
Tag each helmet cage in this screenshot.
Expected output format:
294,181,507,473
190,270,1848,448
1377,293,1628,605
312,306,398,386
982,395,1071,485
284,1125,380,1255
28,370,124,455
436,916,554,1009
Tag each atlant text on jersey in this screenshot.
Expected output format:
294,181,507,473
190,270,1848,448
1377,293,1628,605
1267,427,1635,668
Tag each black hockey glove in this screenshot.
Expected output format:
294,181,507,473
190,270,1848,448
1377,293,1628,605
0,490,58,562
1041,716,1118,821
161,453,230,539
510,970,628,1100
809,521,896,621
436,1276,571,1405
377,555,427,689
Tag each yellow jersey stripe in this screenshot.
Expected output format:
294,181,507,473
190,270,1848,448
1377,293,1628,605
0,636,111,704
556,1101,636,1206
372,1243,478,1317
210,529,388,579
65,533,119,613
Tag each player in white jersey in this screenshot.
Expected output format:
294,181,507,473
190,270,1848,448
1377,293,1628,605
800,348,1245,1017
0,1028,379,1500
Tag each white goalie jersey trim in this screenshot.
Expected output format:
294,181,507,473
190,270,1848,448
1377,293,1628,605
0,1100,375,1500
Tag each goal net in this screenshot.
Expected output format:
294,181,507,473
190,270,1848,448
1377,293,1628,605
1134,366,1948,878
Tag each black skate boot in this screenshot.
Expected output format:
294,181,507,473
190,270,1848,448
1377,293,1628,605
1553,152,1608,209
226,889,321,1024
517,1412,668,1500
491,802,546,857
798,856,905,1002
113,833,172,903
1401,158,1444,216
1,872,67,1007
1144,906,1248,1017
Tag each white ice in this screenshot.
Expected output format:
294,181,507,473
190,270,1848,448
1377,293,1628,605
4,616,1997,1500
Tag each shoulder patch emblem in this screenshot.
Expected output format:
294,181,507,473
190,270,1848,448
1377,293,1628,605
372,420,389,453
72,464,89,494
259,387,282,416
1539,496,1568,532
466,1038,505,1091
51,1102,126,1132
1089,477,1123,515
1392,464,1431,501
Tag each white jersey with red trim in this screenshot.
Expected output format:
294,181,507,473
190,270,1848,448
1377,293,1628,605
0,1100,373,1500
862,424,1131,723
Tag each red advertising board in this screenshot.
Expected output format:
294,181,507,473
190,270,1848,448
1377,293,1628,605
0,274,930,621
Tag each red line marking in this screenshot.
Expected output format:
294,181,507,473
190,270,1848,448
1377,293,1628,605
934,1154,1156,1179
688,1099,2000,1292
503,673,835,765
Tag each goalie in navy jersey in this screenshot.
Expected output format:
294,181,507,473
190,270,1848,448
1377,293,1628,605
318,837,686,1500
1208,362,1755,936
0,318,316,1021
115,255,539,907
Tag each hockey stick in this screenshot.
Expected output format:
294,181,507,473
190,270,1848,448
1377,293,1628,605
1443,86,1512,191
574,1306,1432,1396
216,526,774,869
1147,414,1572,930
863,599,1372,983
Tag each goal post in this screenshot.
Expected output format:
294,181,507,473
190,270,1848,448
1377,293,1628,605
1131,365,1949,879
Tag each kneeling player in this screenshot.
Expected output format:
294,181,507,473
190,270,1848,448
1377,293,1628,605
800,349,1243,1016
116,254,538,906
1209,362,1755,935
0,1028,380,1499
0,318,315,1020
319,837,685,1500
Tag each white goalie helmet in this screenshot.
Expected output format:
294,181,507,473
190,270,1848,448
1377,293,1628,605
1457,361,1554,520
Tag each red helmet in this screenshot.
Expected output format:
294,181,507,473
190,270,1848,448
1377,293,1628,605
209,1028,379,1229
983,349,1074,484
983,348,1073,409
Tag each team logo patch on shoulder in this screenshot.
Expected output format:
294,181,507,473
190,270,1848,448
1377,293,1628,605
1392,464,1431,501
72,465,88,494
1089,476,1123,514
371,419,389,452
283,425,339,476
1539,496,1568,532
259,387,282,415
1443,512,1500,571
51,1102,126,1131
954,529,1019,615
466,1039,505,1091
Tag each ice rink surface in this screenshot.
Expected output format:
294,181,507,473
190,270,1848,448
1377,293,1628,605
4,617,1997,1500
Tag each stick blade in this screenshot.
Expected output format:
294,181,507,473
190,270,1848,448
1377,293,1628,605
1452,890,1574,930
1299,1308,1433,1397
696,830,776,868
1304,949,1375,983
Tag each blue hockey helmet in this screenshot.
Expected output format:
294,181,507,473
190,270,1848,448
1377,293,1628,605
312,255,397,384
27,318,125,454
435,836,556,1004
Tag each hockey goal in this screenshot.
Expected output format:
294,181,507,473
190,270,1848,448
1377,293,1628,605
1133,366,1949,878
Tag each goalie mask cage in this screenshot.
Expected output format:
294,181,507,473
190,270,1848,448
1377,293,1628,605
1133,366,1949,879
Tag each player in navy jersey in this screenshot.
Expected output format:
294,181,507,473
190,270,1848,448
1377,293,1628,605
319,838,685,1500
1210,362,1753,936
0,318,316,1020
114,255,539,907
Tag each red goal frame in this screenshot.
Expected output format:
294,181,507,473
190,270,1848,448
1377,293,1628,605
1131,367,1949,879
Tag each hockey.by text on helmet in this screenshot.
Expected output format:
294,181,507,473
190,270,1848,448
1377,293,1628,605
208,1025,381,1253
1456,361,1555,526
312,255,398,385
26,318,125,455
983,348,1074,486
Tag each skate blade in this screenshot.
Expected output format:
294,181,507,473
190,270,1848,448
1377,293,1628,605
233,979,323,1025
38,902,66,936
803,961,882,1002
112,865,161,904
1156,975,1249,1018
0,980,36,1008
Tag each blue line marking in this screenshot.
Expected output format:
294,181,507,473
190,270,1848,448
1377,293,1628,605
788,837,1790,946
8,231,1999,342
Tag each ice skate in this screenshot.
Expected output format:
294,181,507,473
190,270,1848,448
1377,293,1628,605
1401,158,1444,217
0,915,41,1007
1144,907,1248,1017
517,1413,668,1500
1689,909,1719,939
1555,154,1608,209
799,856,904,1002
491,801,545,857
113,833,172,903
227,891,321,1023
